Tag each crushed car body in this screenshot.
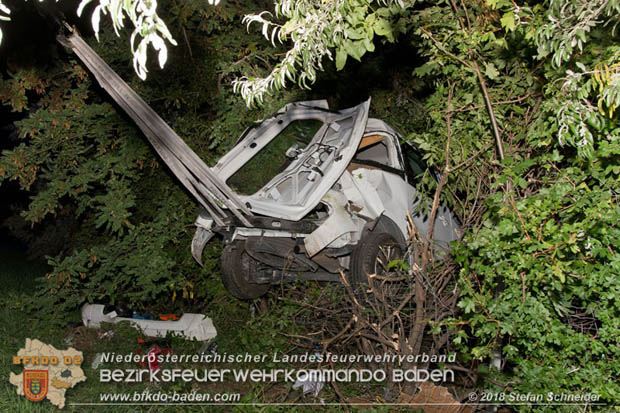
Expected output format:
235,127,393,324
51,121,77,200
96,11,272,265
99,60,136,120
61,30,461,300
192,99,461,298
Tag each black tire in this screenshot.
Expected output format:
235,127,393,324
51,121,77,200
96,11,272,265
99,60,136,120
350,232,403,287
221,241,270,300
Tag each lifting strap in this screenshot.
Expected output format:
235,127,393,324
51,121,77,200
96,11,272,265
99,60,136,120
58,31,253,227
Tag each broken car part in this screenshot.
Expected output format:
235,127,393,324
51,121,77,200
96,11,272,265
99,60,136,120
58,31,252,228
81,304,217,341
199,109,462,298
61,28,461,301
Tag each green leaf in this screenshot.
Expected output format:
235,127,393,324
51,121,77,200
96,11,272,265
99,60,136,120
364,37,375,52
335,47,347,71
344,40,367,61
485,62,500,80
500,12,516,31
374,18,394,42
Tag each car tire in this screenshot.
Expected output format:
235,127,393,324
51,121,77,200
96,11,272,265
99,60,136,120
350,232,403,287
221,241,270,300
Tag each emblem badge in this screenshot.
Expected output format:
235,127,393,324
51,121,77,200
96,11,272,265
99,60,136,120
23,370,48,402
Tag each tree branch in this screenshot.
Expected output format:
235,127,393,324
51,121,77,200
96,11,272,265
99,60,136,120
472,60,505,161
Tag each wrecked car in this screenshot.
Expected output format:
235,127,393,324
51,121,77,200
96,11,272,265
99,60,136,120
60,30,460,300
192,100,461,299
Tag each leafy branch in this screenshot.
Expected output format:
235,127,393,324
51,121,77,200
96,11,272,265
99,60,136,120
233,0,408,106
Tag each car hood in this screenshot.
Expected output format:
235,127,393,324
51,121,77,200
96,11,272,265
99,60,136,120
213,99,370,221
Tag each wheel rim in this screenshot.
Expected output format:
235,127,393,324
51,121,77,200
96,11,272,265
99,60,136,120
366,242,404,300
373,243,402,275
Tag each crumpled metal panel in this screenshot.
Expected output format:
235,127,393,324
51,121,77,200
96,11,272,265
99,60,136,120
304,190,361,257
59,31,252,227
339,170,384,220
214,99,371,221
191,227,215,266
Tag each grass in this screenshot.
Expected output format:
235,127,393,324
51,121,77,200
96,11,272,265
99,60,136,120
0,241,356,412
0,242,228,412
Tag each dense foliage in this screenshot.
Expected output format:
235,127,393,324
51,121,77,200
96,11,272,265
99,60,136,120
0,0,298,314
450,1,620,401
231,0,620,403
395,0,619,403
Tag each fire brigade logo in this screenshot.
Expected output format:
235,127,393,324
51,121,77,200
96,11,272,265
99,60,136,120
10,339,86,408
23,370,49,402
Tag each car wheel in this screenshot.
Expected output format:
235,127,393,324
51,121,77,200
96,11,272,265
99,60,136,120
221,241,270,300
350,232,403,287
